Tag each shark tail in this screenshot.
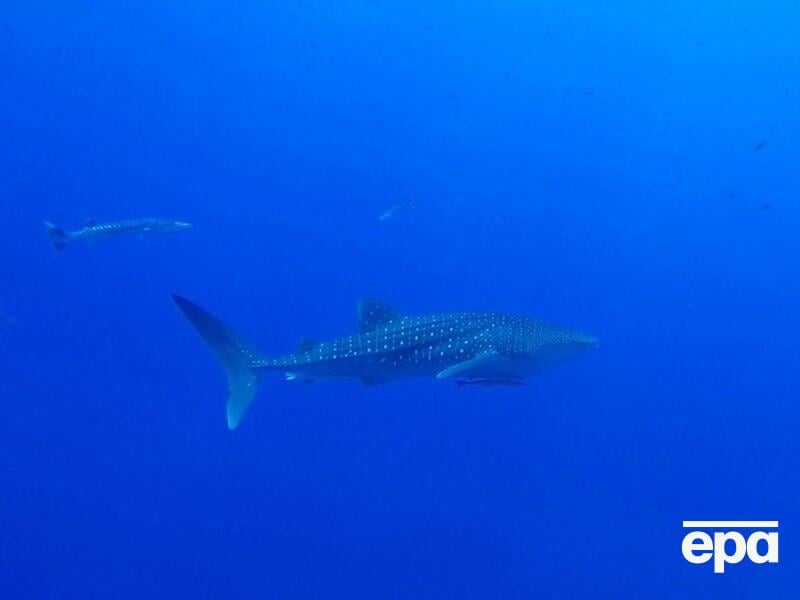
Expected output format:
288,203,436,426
44,221,68,251
172,294,265,429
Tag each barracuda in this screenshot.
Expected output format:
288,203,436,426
44,218,191,250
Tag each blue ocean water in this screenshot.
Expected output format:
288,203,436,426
1,1,798,597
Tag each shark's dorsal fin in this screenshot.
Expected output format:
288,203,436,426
297,337,320,353
85,218,97,227
358,298,402,332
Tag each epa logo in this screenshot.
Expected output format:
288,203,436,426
682,521,779,573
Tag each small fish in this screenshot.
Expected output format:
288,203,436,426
378,200,414,222
723,192,738,199
753,140,767,152
759,202,773,210
45,218,191,251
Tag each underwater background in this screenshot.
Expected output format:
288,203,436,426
1,1,798,597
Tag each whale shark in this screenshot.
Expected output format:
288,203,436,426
172,294,597,429
45,218,191,250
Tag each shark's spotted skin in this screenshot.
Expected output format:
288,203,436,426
256,311,592,383
172,295,597,428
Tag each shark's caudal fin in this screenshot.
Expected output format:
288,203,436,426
44,222,68,251
172,294,264,429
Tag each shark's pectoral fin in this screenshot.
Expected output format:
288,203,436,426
436,351,507,379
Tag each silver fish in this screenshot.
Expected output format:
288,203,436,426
45,218,191,250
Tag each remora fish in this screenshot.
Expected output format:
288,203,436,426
44,218,191,250
172,295,597,429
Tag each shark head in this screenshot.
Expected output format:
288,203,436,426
493,318,598,376
530,330,598,372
